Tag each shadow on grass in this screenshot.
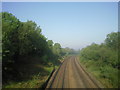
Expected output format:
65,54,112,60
2,55,62,88
3,56,53,85
40,68,56,89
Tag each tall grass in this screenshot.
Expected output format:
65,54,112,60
79,58,119,88
2,55,60,88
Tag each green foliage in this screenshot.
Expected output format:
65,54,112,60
47,40,53,49
0,12,2,55
2,12,67,84
3,62,54,88
53,43,61,57
105,32,118,50
79,32,119,88
80,43,118,68
2,12,21,82
80,59,119,88
18,21,47,56
1,12,85,87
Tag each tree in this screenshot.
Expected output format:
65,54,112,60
53,43,61,57
18,21,47,56
105,32,118,50
47,40,53,49
2,12,20,82
2,12,67,83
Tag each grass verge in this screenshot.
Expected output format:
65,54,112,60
79,57,119,88
3,65,54,88
2,56,60,88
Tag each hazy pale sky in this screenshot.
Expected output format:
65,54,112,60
2,2,118,50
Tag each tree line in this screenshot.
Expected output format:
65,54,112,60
2,12,75,83
79,32,120,87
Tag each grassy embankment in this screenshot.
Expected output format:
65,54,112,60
79,56,119,88
3,56,62,88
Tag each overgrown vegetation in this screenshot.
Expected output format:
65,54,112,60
79,32,120,88
2,12,119,88
2,12,75,88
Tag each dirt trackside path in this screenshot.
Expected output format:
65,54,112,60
46,56,104,88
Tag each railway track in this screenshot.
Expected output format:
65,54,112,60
46,56,104,88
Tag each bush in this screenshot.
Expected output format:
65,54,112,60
79,32,119,88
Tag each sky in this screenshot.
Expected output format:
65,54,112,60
2,2,118,50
